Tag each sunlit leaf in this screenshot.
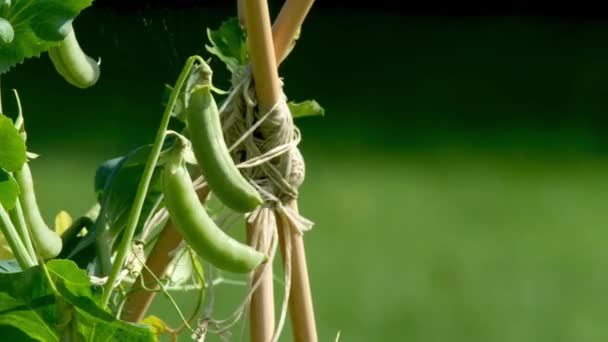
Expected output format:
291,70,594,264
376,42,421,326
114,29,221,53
288,100,325,119
0,168,19,210
0,259,157,341
0,113,26,172
205,17,248,72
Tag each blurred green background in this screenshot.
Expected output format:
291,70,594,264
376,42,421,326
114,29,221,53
3,2,608,341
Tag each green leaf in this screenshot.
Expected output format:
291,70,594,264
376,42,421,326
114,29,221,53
0,261,59,341
95,144,163,239
0,169,18,210
0,113,26,172
0,259,156,341
0,0,93,74
66,145,164,261
0,292,59,341
288,100,325,119
48,260,156,341
205,17,248,72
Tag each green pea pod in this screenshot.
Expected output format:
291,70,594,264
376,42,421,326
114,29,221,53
48,29,100,89
161,155,266,273
0,17,14,45
186,85,263,213
15,163,62,259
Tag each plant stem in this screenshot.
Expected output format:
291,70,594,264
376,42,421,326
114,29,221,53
101,55,205,307
122,186,209,323
0,203,36,269
278,200,317,342
9,200,37,263
272,0,316,65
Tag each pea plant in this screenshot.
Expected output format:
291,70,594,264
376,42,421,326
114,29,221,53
0,0,325,341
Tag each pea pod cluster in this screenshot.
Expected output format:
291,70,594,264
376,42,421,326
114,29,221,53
48,28,100,89
161,153,266,273
186,84,263,213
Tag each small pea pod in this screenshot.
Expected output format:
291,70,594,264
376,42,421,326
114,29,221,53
0,17,14,45
48,28,100,89
15,163,62,259
187,85,263,213
161,153,266,273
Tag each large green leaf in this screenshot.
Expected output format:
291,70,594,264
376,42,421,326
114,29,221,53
0,259,60,341
0,0,93,73
65,145,163,261
95,144,162,240
0,168,18,210
205,17,248,72
0,292,58,341
0,259,156,341
0,113,25,172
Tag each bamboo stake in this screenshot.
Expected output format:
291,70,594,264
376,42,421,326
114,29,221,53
247,218,276,342
122,187,209,322
243,0,282,341
238,0,247,28
277,200,317,342
272,0,316,65
244,0,282,111
270,1,319,340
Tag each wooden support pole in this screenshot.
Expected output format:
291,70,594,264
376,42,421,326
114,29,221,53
278,200,318,342
272,0,316,65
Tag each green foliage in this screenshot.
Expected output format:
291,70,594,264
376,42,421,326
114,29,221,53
0,169,18,210
288,100,325,118
94,144,162,238
0,0,93,73
0,113,24,210
0,113,25,172
0,259,156,341
65,145,162,261
205,17,247,72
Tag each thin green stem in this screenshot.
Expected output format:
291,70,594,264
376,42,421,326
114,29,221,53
0,203,36,269
40,257,58,294
134,248,194,332
9,200,37,263
101,55,205,307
